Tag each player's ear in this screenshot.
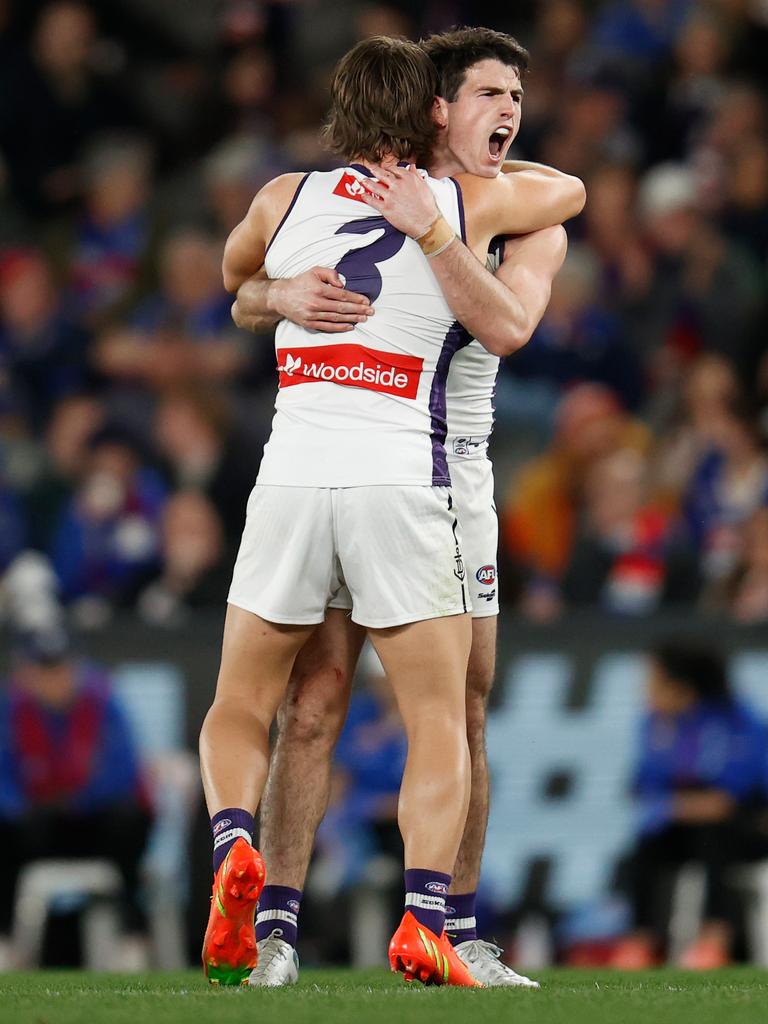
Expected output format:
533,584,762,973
432,96,449,130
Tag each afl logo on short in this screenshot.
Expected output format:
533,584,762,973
476,564,496,585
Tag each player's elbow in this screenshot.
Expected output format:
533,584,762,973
478,321,532,358
564,175,586,219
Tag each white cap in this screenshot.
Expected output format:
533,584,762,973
638,163,696,219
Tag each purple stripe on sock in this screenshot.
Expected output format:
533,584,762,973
256,885,303,947
445,891,477,945
211,807,254,874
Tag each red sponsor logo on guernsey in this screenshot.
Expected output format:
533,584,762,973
277,344,422,399
333,172,375,204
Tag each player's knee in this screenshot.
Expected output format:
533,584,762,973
465,688,488,753
278,671,349,748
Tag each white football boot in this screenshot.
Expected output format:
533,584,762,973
453,940,541,988
248,930,300,987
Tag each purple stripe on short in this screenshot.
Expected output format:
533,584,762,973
429,321,472,485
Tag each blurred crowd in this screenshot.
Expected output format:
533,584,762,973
0,0,767,627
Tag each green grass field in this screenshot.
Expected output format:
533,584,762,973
1,968,767,1024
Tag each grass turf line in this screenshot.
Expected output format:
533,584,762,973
0,968,766,1024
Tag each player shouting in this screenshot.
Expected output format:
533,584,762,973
201,33,583,988
231,28,582,988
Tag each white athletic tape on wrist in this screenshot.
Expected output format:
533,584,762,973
213,827,252,849
444,916,476,930
405,892,446,912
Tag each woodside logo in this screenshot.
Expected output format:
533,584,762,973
277,343,422,398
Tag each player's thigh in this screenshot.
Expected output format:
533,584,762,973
279,609,366,737
228,484,341,625
216,604,316,724
467,615,498,704
368,613,472,722
448,458,499,619
337,485,470,629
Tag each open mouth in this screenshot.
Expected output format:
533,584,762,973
488,126,511,161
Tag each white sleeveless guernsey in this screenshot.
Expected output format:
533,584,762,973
257,165,469,488
444,236,504,461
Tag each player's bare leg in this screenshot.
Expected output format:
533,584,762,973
371,614,480,986
199,605,315,985
450,615,497,896
249,611,365,986
260,611,366,888
446,615,540,988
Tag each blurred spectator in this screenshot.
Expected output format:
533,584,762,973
683,401,768,587
53,135,157,328
0,2,136,216
612,641,768,969
504,244,645,416
203,135,270,234
502,383,651,619
0,625,152,955
138,490,229,626
24,394,105,551
633,162,762,374
93,229,246,394
719,139,768,264
48,425,167,622
0,250,90,431
650,352,741,506
0,479,26,580
152,387,261,548
699,506,768,623
562,448,699,613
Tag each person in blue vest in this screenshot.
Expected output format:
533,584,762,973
0,626,153,955
612,640,768,969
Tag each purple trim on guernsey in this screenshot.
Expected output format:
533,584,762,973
449,178,467,243
429,321,472,485
349,163,375,177
488,234,506,263
488,235,507,423
265,173,310,255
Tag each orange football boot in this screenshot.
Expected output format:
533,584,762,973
202,837,266,985
389,910,483,987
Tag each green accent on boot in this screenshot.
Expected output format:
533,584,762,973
206,962,251,986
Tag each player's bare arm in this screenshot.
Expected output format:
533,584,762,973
362,162,577,355
222,173,305,293
232,266,373,334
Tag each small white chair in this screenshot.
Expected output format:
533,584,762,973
12,860,124,969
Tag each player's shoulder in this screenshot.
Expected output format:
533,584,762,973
255,172,308,208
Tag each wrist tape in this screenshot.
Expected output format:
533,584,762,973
415,216,456,258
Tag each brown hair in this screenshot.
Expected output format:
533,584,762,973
322,36,438,163
422,26,530,102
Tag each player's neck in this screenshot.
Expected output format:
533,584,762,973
426,140,464,180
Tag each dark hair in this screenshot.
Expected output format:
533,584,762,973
322,36,438,163
651,640,731,703
421,25,530,102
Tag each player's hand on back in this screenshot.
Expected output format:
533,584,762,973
362,163,440,239
238,267,374,333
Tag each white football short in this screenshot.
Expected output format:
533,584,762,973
228,484,470,629
448,457,499,617
329,457,499,619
